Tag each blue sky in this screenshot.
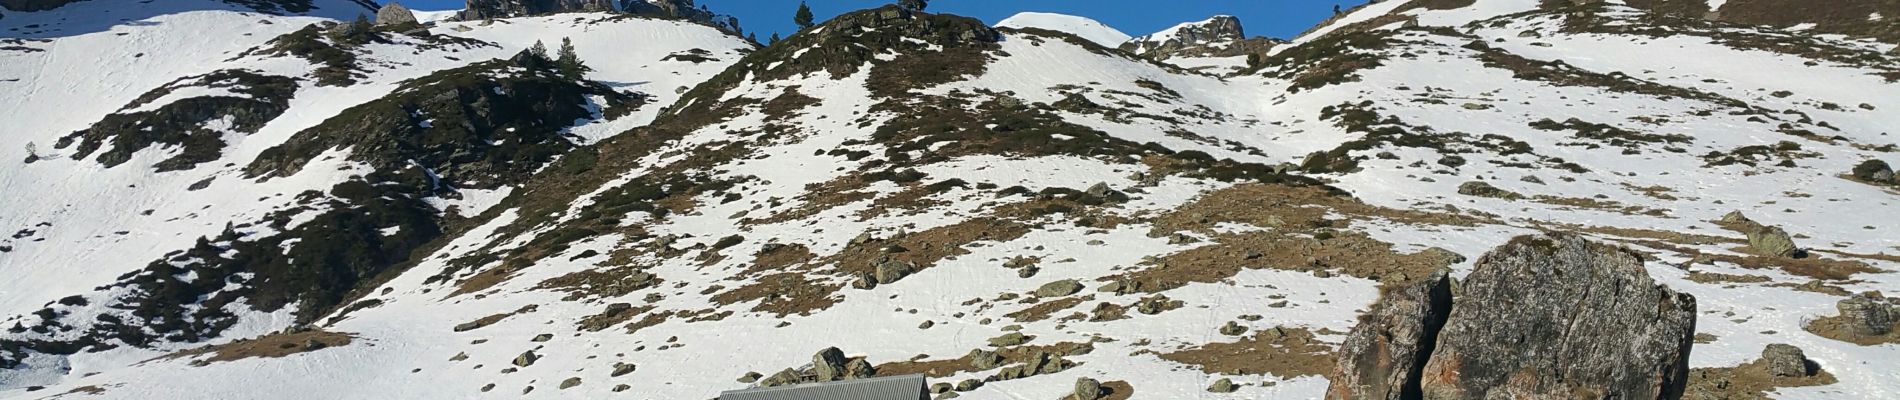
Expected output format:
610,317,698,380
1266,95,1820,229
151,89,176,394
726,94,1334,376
398,1,1369,42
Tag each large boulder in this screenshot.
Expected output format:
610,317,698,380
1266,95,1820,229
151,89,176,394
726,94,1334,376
375,2,418,26
1326,270,1453,400
1420,233,1696,399
1837,292,1894,336
1852,159,1894,183
812,347,848,381
1745,225,1800,258
1329,233,1697,400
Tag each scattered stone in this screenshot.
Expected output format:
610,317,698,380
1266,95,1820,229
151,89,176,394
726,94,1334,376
1073,377,1104,400
1036,279,1082,297
813,347,849,381
875,260,915,284
1208,378,1238,393
1219,321,1247,336
1455,181,1523,200
968,349,1002,370
611,362,636,377
988,332,1032,347
531,333,553,342
512,351,538,367
843,358,876,379
955,378,982,391
930,382,951,394
1852,159,1894,183
1836,292,1894,336
448,352,468,362
1745,225,1800,258
1761,344,1811,377
558,377,582,389
918,320,935,329
737,371,761,383
611,384,630,392
1017,265,1039,278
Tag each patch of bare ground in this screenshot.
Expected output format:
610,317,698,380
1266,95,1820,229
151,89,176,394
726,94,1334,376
453,304,537,332
1151,327,1335,379
625,310,675,335
578,303,654,332
874,342,1094,378
1007,295,1093,323
708,272,842,317
50,385,109,397
161,330,353,365
739,243,817,275
1099,380,1135,400
1803,316,1900,346
535,265,659,301
1684,358,1838,399
1114,184,1473,292
1686,271,1773,285
748,174,877,225
1562,223,1880,281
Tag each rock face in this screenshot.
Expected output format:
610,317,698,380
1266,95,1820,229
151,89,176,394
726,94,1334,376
461,0,615,20
812,347,848,381
1326,269,1452,400
375,2,418,26
623,0,742,34
1328,233,1698,400
1120,15,1281,60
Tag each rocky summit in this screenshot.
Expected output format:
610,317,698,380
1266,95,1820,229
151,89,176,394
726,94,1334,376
2,0,1899,399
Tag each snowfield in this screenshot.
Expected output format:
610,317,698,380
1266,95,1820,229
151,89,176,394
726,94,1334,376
3,0,1899,399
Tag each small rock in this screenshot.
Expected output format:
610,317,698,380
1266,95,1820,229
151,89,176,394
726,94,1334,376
737,371,761,383
1017,265,1039,278
1761,343,1811,377
1036,279,1083,297
874,260,915,284
531,333,553,342
558,377,582,390
930,382,952,393
968,349,1002,370
988,332,1032,347
611,384,630,392
1073,377,1104,400
1746,225,1800,258
611,362,636,377
918,320,935,329
511,351,537,367
1208,378,1238,393
955,378,983,391
1219,321,1247,336
813,347,849,381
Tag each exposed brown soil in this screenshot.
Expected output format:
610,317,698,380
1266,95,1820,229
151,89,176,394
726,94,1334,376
707,272,842,317
453,304,537,332
1803,315,1900,346
1100,380,1135,400
1684,357,1839,399
161,330,353,365
1153,327,1335,379
874,342,1094,378
1006,295,1092,323
535,265,659,301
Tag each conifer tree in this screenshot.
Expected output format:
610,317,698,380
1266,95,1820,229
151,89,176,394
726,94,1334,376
794,2,814,29
898,0,928,11
769,33,781,44
529,40,549,59
556,37,590,78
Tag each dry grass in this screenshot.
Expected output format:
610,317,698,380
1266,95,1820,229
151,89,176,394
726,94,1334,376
1684,356,1838,399
159,330,353,365
1152,327,1335,379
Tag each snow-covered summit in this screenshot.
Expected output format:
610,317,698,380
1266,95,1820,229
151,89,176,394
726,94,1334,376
995,12,1131,47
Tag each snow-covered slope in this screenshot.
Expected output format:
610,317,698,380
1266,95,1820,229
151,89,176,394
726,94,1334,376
995,12,1131,47
4,1,1900,399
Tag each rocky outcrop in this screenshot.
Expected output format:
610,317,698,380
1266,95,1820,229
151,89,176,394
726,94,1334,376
1120,15,1282,60
375,2,417,26
460,0,614,20
1328,233,1697,400
623,0,742,34
1760,344,1811,377
0,0,83,12
1853,159,1895,183
1326,269,1452,400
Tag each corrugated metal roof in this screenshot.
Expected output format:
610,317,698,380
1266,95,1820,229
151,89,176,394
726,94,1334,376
718,374,929,400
